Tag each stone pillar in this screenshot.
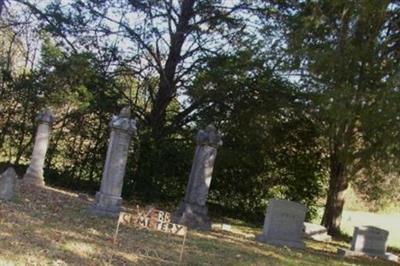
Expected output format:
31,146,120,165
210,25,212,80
23,110,54,186
91,107,136,217
173,125,222,230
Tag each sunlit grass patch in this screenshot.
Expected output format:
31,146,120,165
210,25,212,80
62,241,97,258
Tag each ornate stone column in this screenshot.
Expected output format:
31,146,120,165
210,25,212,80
91,107,137,216
173,125,222,230
23,110,54,186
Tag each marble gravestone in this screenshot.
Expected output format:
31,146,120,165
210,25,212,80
91,107,136,217
338,226,398,262
0,167,18,201
256,199,307,249
23,110,54,186
173,125,222,230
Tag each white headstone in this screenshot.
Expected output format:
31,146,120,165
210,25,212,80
173,125,222,230
256,199,307,249
23,110,54,186
91,107,136,217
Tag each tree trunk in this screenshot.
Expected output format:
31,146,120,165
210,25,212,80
149,0,196,137
322,152,349,236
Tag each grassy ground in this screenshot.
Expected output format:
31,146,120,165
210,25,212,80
0,184,399,266
310,205,400,250
341,210,400,249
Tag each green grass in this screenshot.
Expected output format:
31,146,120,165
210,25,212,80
341,210,400,249
0,184,398,265
310,203,400,250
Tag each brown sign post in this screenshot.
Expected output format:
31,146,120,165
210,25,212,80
113,207,188,264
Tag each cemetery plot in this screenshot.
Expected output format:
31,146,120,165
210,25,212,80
113,207,188,264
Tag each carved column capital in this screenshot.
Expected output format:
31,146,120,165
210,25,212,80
196,124,222,147
36,109,54,125
109,107,137,134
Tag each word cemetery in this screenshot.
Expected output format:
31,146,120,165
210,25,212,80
113,207,188,264
117,209,187,236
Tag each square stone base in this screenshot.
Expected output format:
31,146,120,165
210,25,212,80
337,248,398,262
172,201,211,231
256,234,305,249
90,191,122,217
309,234,332,242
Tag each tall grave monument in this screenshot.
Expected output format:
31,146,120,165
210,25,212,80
23,110,54,186
173,125,222,230
91,107,136,216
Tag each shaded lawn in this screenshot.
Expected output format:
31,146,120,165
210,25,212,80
0,184,398,266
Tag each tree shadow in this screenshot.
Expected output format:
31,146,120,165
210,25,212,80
1,183,397,266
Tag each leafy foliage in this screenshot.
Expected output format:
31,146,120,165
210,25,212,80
190,49,325,219
1,0,400,229
269,0,400,233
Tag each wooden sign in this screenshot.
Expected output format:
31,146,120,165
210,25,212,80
116,209,186,235
113,207,188,264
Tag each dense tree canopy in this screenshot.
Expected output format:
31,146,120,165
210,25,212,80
190,49,325,218
264,0,400,234
0,0,399,232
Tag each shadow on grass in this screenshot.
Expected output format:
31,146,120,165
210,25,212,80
0,183,397,266
1,185,135,265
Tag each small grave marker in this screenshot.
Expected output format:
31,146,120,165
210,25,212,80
338,226,398,262
256,199,307,249
0,167,17,201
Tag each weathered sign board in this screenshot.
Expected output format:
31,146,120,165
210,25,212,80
113,207,188,264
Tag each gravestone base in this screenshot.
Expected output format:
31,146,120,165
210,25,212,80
337,248,398,262
90,192,122,217
256,234,305,249
173,201,211,231
23,169,45,187
303,222,332,242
